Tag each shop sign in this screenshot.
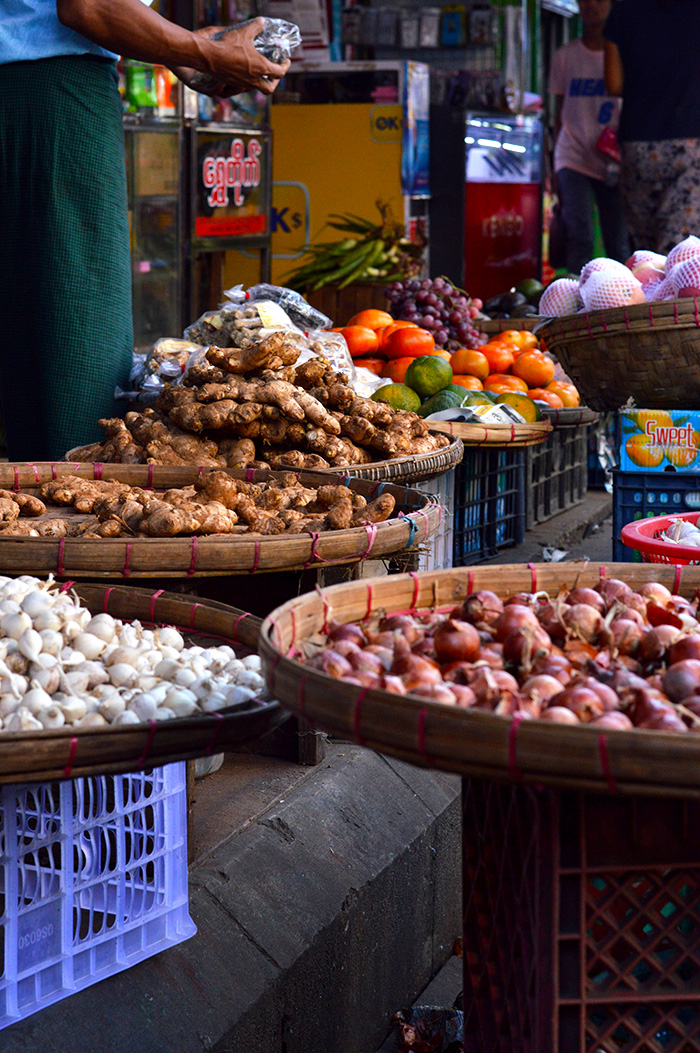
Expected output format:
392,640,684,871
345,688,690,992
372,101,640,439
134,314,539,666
195,132,267,239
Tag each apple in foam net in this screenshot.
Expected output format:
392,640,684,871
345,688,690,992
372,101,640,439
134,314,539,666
625,250,667,286
538,278,581,318
670,256,700,298
580,271,645,311
665,235,700,272
579,257,632,287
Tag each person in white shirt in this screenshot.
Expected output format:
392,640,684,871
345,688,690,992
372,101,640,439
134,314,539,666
548,0,630,273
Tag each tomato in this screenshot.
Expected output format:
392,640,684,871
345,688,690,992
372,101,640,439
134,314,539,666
346,309,394,330
512,351,555,388
385,327,436,360
354,357,385,376
381,357,415,383
450,375,484,391
481,343,515,374
546,381,581,408
340,325,379,359
450,348,490,380
484,375,529,394
528,388,565,408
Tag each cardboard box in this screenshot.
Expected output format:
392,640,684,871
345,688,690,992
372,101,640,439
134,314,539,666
618,408,700,472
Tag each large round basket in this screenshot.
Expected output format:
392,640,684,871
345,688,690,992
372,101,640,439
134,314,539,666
64,434,464,486
621,511,700,565
0,463,442,578
426,419,552,447
540,405,598,428
478,317,542,335
538,299,700,411
259,562,700,799
0,583,285,784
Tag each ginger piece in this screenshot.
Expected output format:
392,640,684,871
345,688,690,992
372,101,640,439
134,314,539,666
352,493,396,525
0,490,45,517
323,498,353,531
337,416,377,447
0,520,35,535
39,477,134,515
206,331,302,374
268,451,330,471
217,437,256,468
97,419,144,463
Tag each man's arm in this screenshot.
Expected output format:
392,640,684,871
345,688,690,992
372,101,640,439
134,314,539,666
56,2,289,95
604,40,624,96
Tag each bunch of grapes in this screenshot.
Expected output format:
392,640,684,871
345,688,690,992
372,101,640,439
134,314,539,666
386,277,486,350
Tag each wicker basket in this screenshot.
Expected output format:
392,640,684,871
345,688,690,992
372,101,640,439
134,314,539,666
0,463,442,579
426,419,552,447
64,435,464,486
538,299,700,411
540,405,598,428
259,562,700,799
478,317,542,335
0,583,286,784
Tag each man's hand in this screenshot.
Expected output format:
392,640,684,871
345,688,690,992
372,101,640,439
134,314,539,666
173,19,290,97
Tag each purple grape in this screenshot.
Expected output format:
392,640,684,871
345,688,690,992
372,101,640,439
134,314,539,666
435,329,449,345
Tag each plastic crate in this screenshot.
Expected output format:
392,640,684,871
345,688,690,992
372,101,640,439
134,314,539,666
452,447,525,566
525,425,588,529
410,469,456,572
0,763,194,1030
612,469,700,561
462,780,700,1053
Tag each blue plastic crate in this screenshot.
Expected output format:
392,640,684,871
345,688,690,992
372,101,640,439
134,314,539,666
452,447,526,566
0,763,195,1030
612,469,700,561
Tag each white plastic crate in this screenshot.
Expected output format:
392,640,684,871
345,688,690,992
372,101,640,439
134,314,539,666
412,470,455,572
0,763,195,1030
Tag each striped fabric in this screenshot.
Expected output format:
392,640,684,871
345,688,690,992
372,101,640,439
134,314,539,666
0,54,133,461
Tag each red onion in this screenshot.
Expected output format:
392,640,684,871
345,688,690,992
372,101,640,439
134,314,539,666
307,649,353,678
493,693,528,717
363,645,393,671
332,639,364,660
590,712,634,730
627,690,675,726
448,684,476,708
469,668,519,708
478,643,504,669
568,587,606,614
554,686,605,723
531,653,572,684
379,614,421,644
639,624,679,664
596,578,634,608
368,630,404,649
662,660,700,703
520,675,565,705
351,671,382,689
327,621,367,647
564,604,605,644
433,619,481,665
637,581,673,605
613,606,646,628
409,683,458,705
346,649,384,677
411,636,437,659
536,602,569,643
380,675,407,695
668,635,700,665
505,592,535,607
540,706,580,725
502,626,552,671
637,706,687,732
493,605,540,643
576,676,619,712
442,661,475,684
459,591,504,630
609,618,644,656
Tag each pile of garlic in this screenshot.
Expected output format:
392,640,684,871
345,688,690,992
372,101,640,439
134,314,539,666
0,574,265,733
660,518,700,548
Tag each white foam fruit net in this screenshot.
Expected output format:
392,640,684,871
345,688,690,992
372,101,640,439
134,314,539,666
665,235,700,272
644,274,676,302
580,271,645,311
579,257,631,287
671,256,700,295
627,250,667,271
539,278,581,317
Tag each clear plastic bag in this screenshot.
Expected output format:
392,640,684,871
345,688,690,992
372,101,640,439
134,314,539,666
189,18,301,94
184,300,297,347
223,283,332,331
297,330,354,378
116,339,205,401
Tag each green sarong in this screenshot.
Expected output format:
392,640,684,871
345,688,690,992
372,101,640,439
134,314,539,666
0,54,133,461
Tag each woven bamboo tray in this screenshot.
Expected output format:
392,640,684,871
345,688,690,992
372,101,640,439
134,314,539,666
259,562,700,799
538,299,700,411
0,464,442,579
64,435,464,486
0,582,285,784
426,419,552,447
479,317,542,335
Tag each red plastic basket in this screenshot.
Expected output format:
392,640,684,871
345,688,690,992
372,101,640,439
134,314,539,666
620,512,700,565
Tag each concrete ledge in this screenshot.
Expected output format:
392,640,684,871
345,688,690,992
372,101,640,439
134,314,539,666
3,744,461,1053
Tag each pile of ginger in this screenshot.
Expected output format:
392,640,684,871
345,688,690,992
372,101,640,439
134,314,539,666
0,472,397,539
70,330,451,470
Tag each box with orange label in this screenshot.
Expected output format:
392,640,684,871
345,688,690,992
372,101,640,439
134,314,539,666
618,409,700,472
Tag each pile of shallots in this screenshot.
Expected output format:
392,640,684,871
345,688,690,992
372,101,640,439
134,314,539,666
304,577,700,732
0,574,264,734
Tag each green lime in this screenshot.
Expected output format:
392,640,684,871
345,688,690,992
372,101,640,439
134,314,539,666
515,278,544,302
403,355,453,399
445,384,472,400
418,388,466,418
494,392,541,422
371,383,422,413
461,391,494,408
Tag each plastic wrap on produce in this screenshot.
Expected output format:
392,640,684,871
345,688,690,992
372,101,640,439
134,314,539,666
184,300,298,347
116,338,205,401
223,283,332,331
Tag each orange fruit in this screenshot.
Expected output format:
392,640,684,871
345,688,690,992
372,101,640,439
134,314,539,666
346,309,394,330
512,350,556,388
625,433,665,468
377,320,418,351
385,327,436,360
381,356,415,383
450,375,484,391
482,344,515,375
528,388,564,408
340,325,379,359
450,348,490,380
354,356,384,376
546,381,580,408
496,329,529,347
484,375,529,394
